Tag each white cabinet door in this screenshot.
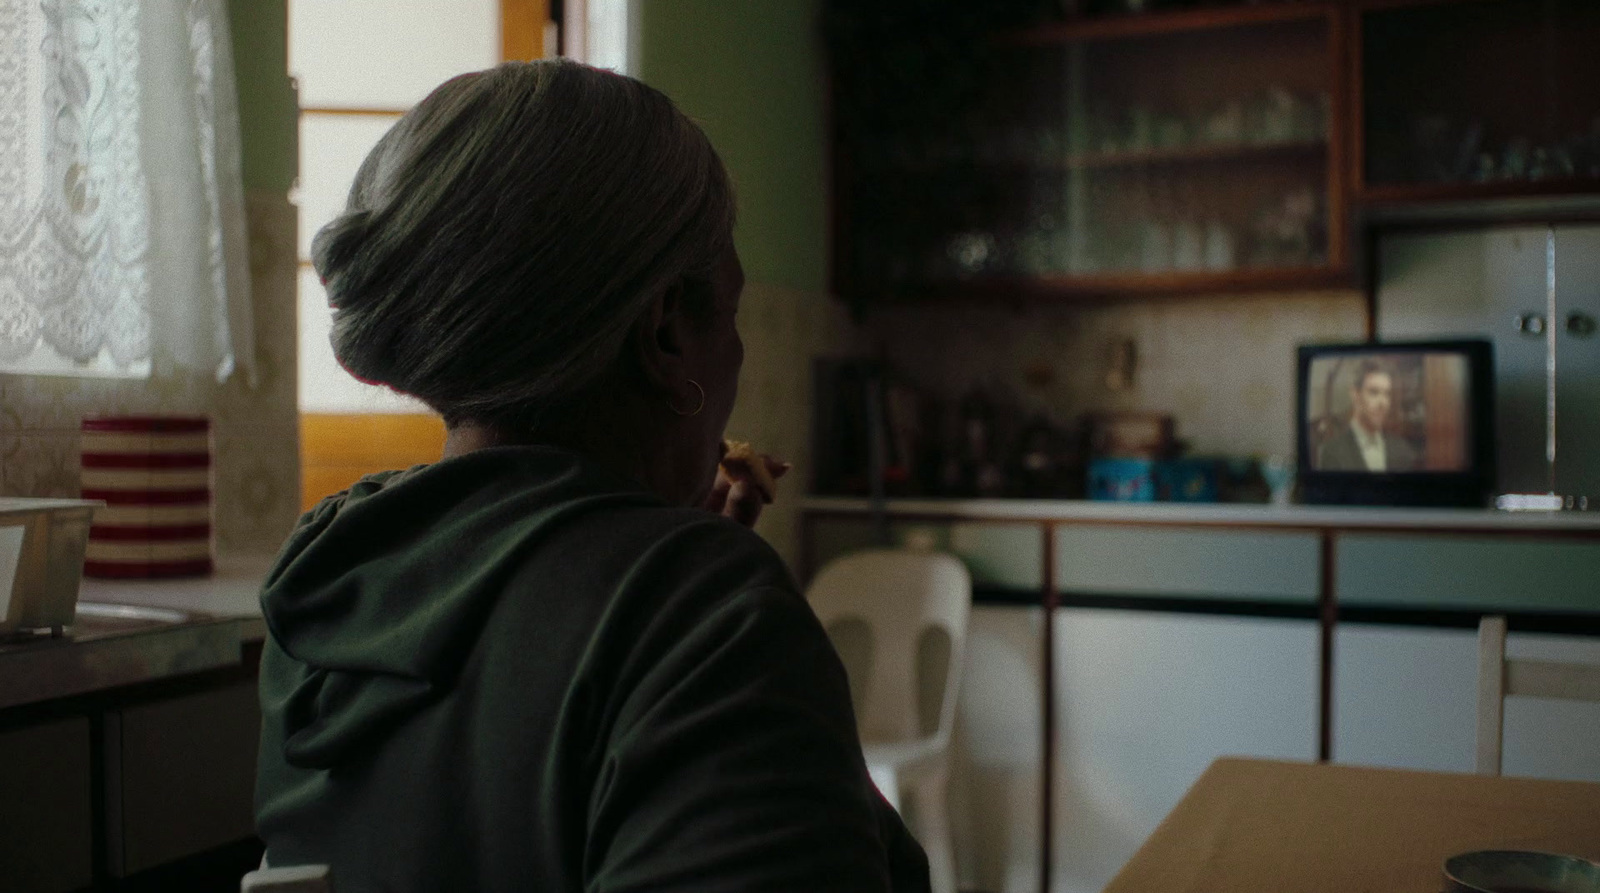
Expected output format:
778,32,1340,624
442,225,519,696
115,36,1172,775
1334,624,1478,772
1335,624,1600,783
1050,610,1318,893
950,609,1320,893
949,606,1045,893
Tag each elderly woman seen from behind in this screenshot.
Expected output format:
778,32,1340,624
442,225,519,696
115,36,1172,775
253,60,930,892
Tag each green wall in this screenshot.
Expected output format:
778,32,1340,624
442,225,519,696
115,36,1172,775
229,0,297,194
225,0,829,273
636,0,829,294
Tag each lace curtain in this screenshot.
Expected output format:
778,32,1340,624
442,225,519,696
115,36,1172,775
0,0,253,381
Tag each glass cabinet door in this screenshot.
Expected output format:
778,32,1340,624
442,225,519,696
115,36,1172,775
834,8,1340,300
1359,0,1600,201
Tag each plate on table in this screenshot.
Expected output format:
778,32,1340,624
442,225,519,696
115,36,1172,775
1444,851,1600,893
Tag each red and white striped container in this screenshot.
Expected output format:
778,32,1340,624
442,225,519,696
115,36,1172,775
79,416,214,578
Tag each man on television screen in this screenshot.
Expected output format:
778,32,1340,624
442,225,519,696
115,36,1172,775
1318,359,1418,472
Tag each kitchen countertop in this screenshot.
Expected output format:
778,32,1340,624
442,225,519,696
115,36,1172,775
0,556,271,712
77,554,270,633
800,496,1600,532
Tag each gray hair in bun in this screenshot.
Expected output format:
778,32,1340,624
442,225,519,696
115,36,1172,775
311,59,736,429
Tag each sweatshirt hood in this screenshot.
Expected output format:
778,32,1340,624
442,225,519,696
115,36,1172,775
259,446,657,769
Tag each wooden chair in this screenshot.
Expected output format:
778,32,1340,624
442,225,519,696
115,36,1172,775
1476,615,1600,776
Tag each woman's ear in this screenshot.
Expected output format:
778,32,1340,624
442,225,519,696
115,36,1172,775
631,279,689,392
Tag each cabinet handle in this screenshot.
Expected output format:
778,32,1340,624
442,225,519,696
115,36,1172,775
1514,313,1547,336
1566,311,1596,338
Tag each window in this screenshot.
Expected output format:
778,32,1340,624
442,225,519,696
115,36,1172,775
289,0,501,413
0,0,253,381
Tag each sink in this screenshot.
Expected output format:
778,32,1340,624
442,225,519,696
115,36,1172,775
0,601,196,655
68,601,195,639
0,600,239,710
74,601,191,626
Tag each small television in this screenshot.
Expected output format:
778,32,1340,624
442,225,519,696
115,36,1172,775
1296,340,1495,507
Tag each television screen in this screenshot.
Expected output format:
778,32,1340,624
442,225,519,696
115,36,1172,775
1303,351,1472,474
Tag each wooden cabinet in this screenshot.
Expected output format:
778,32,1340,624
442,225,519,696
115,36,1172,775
106,681,261,878
827,1,1600,307
828,4,1350,303
0,648,264,891
0,718,94,893
1356,0,1600,206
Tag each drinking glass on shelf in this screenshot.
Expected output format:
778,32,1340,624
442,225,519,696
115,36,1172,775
1172,217,1203,271
1471,151,1498,183
1204,219,1235,271
1128,106,1156,153
1261,456,1294,506
1499,136,1532,180
1200,99,1246,146
1253,87,1298,144
1170,185,1203,271
1017,205,1055,276
1139,218,1172,273
1292,91,1330,142
1549,143,1577,179
948,231,997,276
1528,147,1554,182
1155,114,1188,150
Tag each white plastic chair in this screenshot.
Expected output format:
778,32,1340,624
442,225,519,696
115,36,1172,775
1476,614,1600,776
805,548,972,893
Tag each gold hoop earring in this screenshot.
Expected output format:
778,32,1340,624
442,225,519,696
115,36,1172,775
669,379,705,417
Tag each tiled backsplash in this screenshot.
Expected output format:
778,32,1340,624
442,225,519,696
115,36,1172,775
865,290,1369,461
728,278,868,569
731,285,1367,569
0,191,302,556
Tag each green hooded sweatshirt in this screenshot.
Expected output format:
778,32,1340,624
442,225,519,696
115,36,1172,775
255,446,930,892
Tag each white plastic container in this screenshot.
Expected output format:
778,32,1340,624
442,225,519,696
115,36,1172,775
0,499,101,635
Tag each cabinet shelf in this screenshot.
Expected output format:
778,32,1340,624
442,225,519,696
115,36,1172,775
872,140,1328,175
1008,2,1334,45
891,265,1351,302
1353,0,1504,11
1066,139,1326,171
1355,0,1600,221
1360,178,1600,206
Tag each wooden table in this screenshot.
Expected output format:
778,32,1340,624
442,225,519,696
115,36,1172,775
1104,757,1600,893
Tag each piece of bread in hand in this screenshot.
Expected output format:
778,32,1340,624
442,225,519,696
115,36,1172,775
720,439,779,503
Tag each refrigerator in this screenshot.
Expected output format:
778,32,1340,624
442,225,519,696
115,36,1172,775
1376,224,1600,501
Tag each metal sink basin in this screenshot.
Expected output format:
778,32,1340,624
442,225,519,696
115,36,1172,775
0,600,240,710
0,602,195,651
74,601,192,629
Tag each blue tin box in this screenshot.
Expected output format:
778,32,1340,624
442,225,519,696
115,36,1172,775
1087,457,1156,502
1155,458,1221,503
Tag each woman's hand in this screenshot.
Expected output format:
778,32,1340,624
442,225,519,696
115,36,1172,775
705,449,791,528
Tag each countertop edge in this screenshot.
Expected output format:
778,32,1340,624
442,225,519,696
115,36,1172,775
798,496,1600,532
